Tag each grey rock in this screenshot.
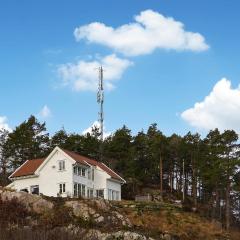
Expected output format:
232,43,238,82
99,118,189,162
0,189,53,213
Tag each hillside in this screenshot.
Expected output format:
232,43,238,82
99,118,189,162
0,188,239,240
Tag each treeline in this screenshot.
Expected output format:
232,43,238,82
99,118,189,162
0,115,240,230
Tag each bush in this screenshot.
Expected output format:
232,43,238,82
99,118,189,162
0,196,32,227
39,204,73,228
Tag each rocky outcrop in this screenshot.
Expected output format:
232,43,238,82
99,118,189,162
65,199,132,227
0,189,185,240
0,189,53,214
0,189,132,228
85,230,155,240
65,226,155,240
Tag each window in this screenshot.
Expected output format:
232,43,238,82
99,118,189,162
108,189,120,201
112,191,116,200
96,189,104,198
88,169,91,179
73,165,87,177
92,168,95,181
73,183,86,197
30,185,39,195
74,183,77,197
81,168,86,177
82,185,86,196
20,188,28,193
108,189,112,200
59,160,65,171
77,166,81,175
87,188,94,198
59,183,66,194
116,191,120,201
77,183,81,196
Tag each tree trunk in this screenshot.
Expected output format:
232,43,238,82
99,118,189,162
225,176,231,231
191,152,197,208
160,153,163,196
182,158,185,202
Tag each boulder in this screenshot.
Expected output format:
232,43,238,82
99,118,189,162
0,189,53,214
83,229,154,240
92,198,110,211
65,201,95,220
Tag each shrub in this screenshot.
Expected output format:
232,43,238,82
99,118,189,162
39,205,73,228
0,196,32,227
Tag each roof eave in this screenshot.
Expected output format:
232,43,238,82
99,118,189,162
10,174,39,180
108,177,126,185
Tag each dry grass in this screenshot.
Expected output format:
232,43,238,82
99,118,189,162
229,231,240,240
117,201,231,240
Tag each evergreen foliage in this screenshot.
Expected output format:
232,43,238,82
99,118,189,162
0,115,239,229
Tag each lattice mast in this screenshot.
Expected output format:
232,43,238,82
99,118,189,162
97,66,104,161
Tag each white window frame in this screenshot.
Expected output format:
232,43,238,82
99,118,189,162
92,168,95,181
87,168,91,180
73,166,78,175
73,182,86,197
108,189,112,200
96,189,104,199
58,160,65,171
81,168,86,177
87,188,94,198
73,165,87,177
108,189,120,201
59,183,66,194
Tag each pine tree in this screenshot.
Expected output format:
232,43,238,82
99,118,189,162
220,130,239,230
4,115,50,170
0,129,9,185
51,128,69,149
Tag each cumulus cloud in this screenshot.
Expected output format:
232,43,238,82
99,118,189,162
82,121,111,139
0,116,11,131
57,54,133,91
38,105,52,118
181,78,240,132
74,9,209,56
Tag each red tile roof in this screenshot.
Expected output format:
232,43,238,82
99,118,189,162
63,149,124,182
63,149,96,166
11,158,45,178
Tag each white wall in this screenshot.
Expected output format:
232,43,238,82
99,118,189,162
37,149,74,197
93,167,110,198
9,176,40,193
106,179,122,201
10,149,74,197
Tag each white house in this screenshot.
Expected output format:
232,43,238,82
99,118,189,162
7,147,126,200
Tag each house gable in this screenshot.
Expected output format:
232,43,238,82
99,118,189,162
9,147,76,179
35,147,76,175
36,147,75,196
62,149,125,183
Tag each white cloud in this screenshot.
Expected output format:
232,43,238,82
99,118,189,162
0,116,11,131
57,54,133,91
82,121,111,139
181,78,240,132
74,9,209,56
38,105,52,118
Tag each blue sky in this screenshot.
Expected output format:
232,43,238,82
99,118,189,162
1,0,240,136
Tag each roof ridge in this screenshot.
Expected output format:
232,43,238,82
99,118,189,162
61,148,98,161
29,157,46,161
